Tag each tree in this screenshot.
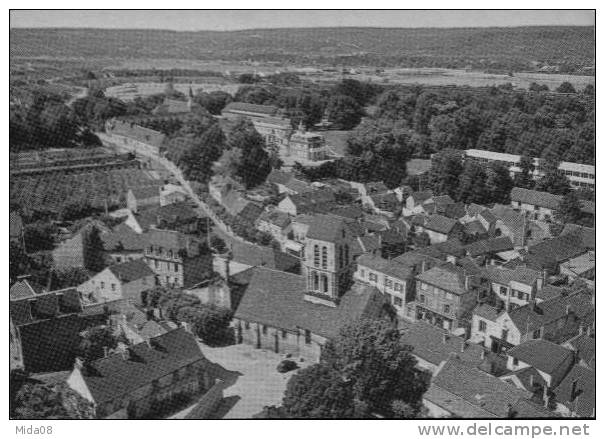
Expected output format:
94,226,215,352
556,82,576,94
321,319,429,417
176,304,233,346
325,94,364,130
280,364,367,418
514,153,535,189
428,149,464,198
555,190,583,224
23,221,57,252
194,90,233,115
174,123,226,184
12,382,94,419
535,158,571,195
485,162,514,204
528,82,549,92
82,226,107,273
51,267,91,290
209,235,227,253
457,160,488,204
78,326,119,362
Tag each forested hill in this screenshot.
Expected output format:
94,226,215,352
10,26,594,71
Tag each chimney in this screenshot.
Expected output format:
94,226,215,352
543,384,549,408
465,274,472,291
460,340,467,353
103,346,109,358
181,321,191,334
529,374,534,388
565,304,572,316
481,349,486,360
421,260,427,273
442,333,449,344
506,403,515,418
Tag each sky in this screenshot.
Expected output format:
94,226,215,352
10,10,595,31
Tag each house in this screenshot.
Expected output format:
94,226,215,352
66,327,212,419
399,321,486,373
101,223,147,263
266,169,313,195
470,290,594,354
276,188,336,216
52,220,112,270
133,202,203,235
126,186,161,213
354,253,415,317
368,192,400,217
562,330,595,370
109,301,175,345
77,259,155,305
144,229,212,289
10,277,46,301
10,288,107,373
417,215,463,244
514,232,591,275
105,119,167,156
505,339,575,389
287,124,327,161
464,236,515,261
480,265,543,309
255,209,291,247
560,224,595,250
559,251,595,281
151,96,192,116
213,240,300,277
159,184,189,206
232,267,388,362
411,262,486,333
510,187,562,221
185,278,233,310
424,356,553,418
221,191,264,224
553,364,595,418
402,190,434,216
208,175,242,205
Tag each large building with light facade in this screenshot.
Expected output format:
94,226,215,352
465,149,594,190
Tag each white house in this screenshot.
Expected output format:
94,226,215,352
78,259,155,305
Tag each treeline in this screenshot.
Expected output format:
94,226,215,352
10,90,101,152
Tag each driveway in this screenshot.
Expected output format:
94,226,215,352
173,343,307,419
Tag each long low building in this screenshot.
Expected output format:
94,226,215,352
465,149,594,190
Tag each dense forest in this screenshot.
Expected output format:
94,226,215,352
10,26,594,72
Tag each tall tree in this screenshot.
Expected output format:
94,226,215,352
535,158,571,195
555,190,583,225
457,160,488,204
514,153,535,189
325,94,364,130
485,162,514,204
78,325,119,362
428,149,464,198
82,226,107,273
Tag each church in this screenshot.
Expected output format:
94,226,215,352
232,215,389,361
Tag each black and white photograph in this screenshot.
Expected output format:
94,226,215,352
7,8,596,426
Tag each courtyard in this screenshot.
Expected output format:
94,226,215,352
172,343,308,419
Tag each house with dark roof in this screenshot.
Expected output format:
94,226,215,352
267,169,314,195
403,190,434,215
126,186,161,213
131,201,202,235
465,236,515,260
144,229,212,289
52,220,112,271
10,288,108,373
506,339,575,388
354,253,416,317
560,224,595,250
417,214,464,244
412,262,487,334
10,277,46,301
518,233,591,275
480,265,543,309
106,119,168,156
399,321,486,373
511,187,563,221
562,330,595,370
277,188,336,216
424,356,553,418
78,259,155,305
233,268,389,362
66,327,212,419
101,223,147,263
470,290,594,354
553,363,595,418
255,209,292,246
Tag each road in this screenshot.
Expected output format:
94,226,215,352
97,132,247,244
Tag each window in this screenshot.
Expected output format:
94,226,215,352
321,246,328,269
532,329,541,339
313,272,319,290
281,330,287,339
344,244,349,263
111,284,116,292
157,246,163,255
313,245,320,267
478,320,487,332
116,257,122,263
443,304,450,314
339,246,344,269
512,357,519,366
501,329,509,341
369,273,377,282
174,263,179,272
385,278,393,288
321,274,328,293
168,250,173,258
304,329,311,345
499,286,508,297
394,283,402,292
262,325,268,335
245,321,250,330
359,269,365,278
421,283,428,291
154,260,159,269
419,294,425,303
394,297,403,307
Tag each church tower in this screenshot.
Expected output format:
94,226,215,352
303,215,355,306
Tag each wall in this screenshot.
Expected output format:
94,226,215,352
52,233,85,270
